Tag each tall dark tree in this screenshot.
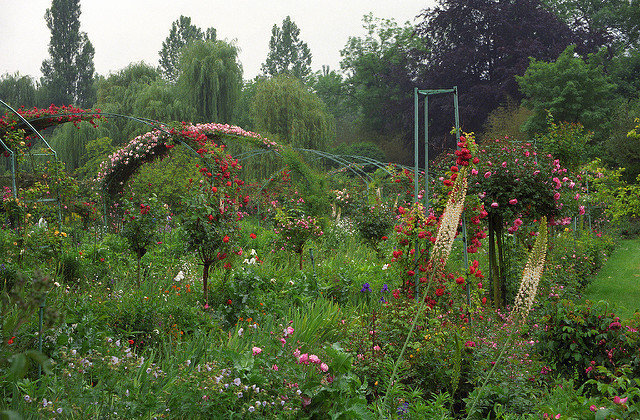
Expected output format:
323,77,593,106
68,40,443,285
40,0,95,107
261,16,312,82
414,0,576,149
159,15,216,83
542,0,639,52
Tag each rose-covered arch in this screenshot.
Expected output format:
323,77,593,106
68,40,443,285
0,103,103,212
97,122,282,198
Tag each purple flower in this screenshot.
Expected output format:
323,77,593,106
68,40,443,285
361,283,371,292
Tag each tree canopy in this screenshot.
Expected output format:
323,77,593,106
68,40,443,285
40,0,95,107
250,75,334,150
517,44,618,144
158,15,217,83
261,16,312,82
414,0,576,147
0,73,38,109
177,40,243,124
340,14,417,136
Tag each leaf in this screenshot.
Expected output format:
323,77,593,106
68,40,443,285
24,350,53,375
8,353,27,379
0,410,23,420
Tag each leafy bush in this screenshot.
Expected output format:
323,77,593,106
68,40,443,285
536,299,640,384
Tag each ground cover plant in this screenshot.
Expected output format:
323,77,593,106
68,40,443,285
2,106,640,420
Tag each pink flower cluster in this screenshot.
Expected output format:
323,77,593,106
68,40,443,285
97,122,282,184
293,348,329,372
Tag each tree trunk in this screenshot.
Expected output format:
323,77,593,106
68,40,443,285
495,218,506,306
488,213,503,308
202,261,211,305
298,249,303,270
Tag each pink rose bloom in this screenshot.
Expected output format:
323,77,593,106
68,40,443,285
484,171,492,178
471,168,478,175
589,405,596,412
491,202,499,208
293,348,301,358
514,218,523,227
252,346,262,356
578,206,585,215
320,363,329,372
554,192,560,200
298,353,309,365
272,364,278,371
373,345,381,351
501,161,507,168
509,199,518,205
309,354,321,364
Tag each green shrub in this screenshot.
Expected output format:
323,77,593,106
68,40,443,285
536,299,640,384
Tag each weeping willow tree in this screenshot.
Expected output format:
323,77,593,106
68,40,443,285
49,120,113,172
178,40,243,123
250,74,335,150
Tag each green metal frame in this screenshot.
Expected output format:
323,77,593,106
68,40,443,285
413,87,470,304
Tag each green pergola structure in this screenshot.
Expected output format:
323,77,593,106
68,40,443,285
413,86,471,305
0,99,64,221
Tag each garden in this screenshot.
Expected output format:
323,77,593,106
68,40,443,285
2,105,640,419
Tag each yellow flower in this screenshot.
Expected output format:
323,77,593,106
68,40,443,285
60,232,67,237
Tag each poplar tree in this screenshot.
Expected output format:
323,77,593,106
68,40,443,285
40,0,95,107
261,16,312,82
159,15,217,83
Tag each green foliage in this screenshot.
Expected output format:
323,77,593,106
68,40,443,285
261,16,312,82
542,0,638,48
178,40,242,124
158,15,216,83
334,141,387,170
480,99,534,143
536,299,640,383
74,136,115,181
120,195,167,285
354,204,393,254
251,75,335,150
584,158,640,223
0,73,37,109
49,120,99,172
40,0,95,107
518,44,618,145
535,114,593,172
340,14,417,135
94,62,175,141
128,145,200,211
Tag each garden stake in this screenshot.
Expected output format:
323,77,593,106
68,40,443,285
38,297,45,378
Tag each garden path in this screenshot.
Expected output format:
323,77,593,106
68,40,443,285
582,238,640,320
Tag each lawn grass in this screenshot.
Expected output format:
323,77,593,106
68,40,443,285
582,238,640,320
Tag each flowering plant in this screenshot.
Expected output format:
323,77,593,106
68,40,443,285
98,122,279,197
120,194,167,286
274,208,323,270
180,140,246,304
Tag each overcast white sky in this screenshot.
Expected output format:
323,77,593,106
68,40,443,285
0,0,435,82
